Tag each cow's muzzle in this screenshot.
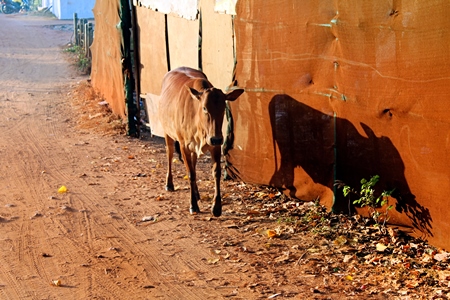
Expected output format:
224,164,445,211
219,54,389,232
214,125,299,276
210,137,223,146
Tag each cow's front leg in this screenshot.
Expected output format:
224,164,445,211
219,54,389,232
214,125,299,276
191,152,200,202
164,135,175,191
181,148,200,214
210,147,222,217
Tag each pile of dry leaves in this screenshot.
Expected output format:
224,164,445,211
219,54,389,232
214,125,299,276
216,182,450,298
69,81,127,135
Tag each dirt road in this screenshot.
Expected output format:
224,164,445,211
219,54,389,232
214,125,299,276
0,12,231,300
2,12,416,300
0,13,312,300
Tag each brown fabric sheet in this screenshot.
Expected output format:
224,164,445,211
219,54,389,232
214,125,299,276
136,6,168,95
167,14,199,70
201,0,235,90
90,0,125,117
229,0,450,248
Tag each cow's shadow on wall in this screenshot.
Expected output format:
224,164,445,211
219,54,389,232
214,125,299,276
268,94,432,237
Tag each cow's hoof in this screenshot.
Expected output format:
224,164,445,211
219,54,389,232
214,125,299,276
165,184,174,192
190,207,200,214
211,205,222,217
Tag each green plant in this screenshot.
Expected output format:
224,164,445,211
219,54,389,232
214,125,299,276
64,45,80,53
277,216,297,224
64,45,91,74
77,55,91,73
342,175,394,231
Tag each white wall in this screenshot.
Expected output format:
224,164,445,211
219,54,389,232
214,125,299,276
41,0,95,19
137,0,198,20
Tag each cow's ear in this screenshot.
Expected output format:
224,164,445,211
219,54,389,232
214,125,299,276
225,89,244,101
186,86,202,100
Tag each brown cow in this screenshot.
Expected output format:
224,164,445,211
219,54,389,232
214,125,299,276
159,67,244,217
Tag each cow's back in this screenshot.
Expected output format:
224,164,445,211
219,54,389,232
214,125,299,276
161,67,210,95
159,67,212,142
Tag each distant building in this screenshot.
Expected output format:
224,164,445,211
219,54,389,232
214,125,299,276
40,0,94,19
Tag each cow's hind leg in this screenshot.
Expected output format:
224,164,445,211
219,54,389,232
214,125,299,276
164,135,175,191
174,141,183,162
181,148,200,214
210,147,222,217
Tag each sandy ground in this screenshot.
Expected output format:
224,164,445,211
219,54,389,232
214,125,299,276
0,13,399,300
0,12,292,300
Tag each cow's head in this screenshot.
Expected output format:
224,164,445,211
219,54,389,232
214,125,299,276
188,87,244,147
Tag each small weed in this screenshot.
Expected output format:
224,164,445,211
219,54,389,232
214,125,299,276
78,56,91,73
64,45,91,74
64,45,80,53
277,216,297,224
299,203,329,230
341,175,394,232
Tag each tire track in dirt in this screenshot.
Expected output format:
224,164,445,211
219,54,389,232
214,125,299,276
0,15,89,299
0,267,23,300
6,125,63,212
23,222,52,283
1,134,244,298
47,157,226,299
0,14,283,299
63,188,167,297
15,140,152,298
8,127,154,298
0,229,28,299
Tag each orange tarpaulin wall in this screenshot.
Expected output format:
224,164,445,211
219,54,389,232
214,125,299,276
229,0,450,248
90,0,125,118
92,0,450,250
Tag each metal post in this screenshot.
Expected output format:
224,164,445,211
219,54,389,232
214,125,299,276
130,1,141,130
80,19,87,48
86,23,93,58
84,22,89,57
120,0,138,137
73,13,78,45
78,20,82,47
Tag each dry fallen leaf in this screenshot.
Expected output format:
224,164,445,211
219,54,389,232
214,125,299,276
437,270,450,281
201,195,211,201
434,251,450,262
266,229,278,238
343,254,354,263
387,227,398,241
405,280,420,289
207,257,220,264
376,243,388,252
51,279,61,286
255,192,267,198
274,251,290,263
141,216,155,222
307,248,320,253
334,235,347,246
